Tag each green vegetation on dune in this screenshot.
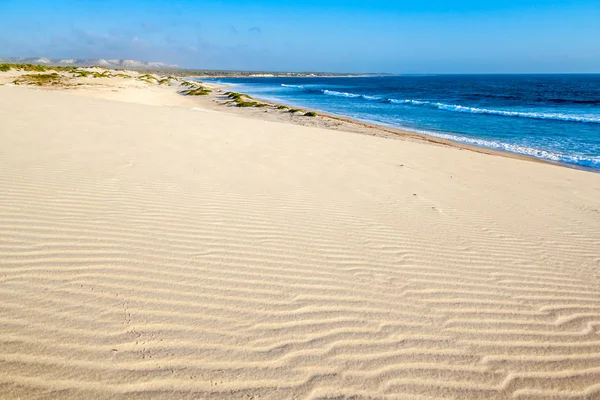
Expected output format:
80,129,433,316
0,63,122,81
179,80,212,95
72,69,113,78
237,101,268,108
304,111,318,117
13,73,62,86
16,64,49,72
158,76,180,85
224,91,247,100
181,80,202,88
137,74,159,83
95,71,113,78
223,91,268,107
0,63,80,73
288,109,302,113
73,69,92,77
180,87,212,96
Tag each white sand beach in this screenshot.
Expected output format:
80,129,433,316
1,75,600,399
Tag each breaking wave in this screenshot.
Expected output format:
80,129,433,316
415,129,600,168
390,99,600,124
281,84,599,124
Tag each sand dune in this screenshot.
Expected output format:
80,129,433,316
1,85,600,399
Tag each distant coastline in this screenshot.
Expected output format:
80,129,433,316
0,56,393,78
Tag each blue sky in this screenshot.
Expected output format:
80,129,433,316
1,0,599,73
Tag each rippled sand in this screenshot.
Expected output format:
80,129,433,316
1,85,600,399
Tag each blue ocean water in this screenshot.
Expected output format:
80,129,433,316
205,75,600,170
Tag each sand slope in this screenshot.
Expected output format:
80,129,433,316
1,86,600,399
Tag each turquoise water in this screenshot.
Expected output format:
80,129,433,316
206,75,600,170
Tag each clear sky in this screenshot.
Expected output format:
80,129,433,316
1,0,599,73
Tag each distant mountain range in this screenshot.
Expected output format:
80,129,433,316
0,57,179,70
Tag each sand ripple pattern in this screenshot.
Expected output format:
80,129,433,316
1,87,600,399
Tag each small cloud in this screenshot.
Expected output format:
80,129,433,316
249,27,262,34
229,25,238,34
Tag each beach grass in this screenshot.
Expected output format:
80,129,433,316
224,91,247,100
138,74,159,83
228,92,264,107
0,63,80,73
237,101,268,107
73,70,93,78
13,73,63,86
180,87,212,96
224,91,269,108
72,70,113,78
304,111,318,117
94,71,113,78
0,64,114,79
181,81,201,88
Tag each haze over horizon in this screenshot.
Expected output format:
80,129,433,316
1,0,599,74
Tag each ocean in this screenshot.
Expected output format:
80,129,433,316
204,75,600,170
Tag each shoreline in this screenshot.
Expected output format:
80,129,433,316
275,105,600,173
0,64,594,172
197,80,595,173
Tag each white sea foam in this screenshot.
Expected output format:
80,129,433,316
322,90,383,101
362,94,382,101
281,84,304,89
322,90,362,98
409,129,600,168
390,99,600,124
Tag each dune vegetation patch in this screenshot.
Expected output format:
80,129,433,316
224,91,268,108
224,91,245,100
73,69,113,78
158,76,180,85
137,74,160,83
180,87,212,96
181,80,202,88
13,73,63,86
0,63,80,73
178,80,212,95
304,111,318,117
237,101,268,108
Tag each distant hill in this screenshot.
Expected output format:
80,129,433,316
0,57,179,70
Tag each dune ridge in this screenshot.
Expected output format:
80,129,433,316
1,86,599,399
